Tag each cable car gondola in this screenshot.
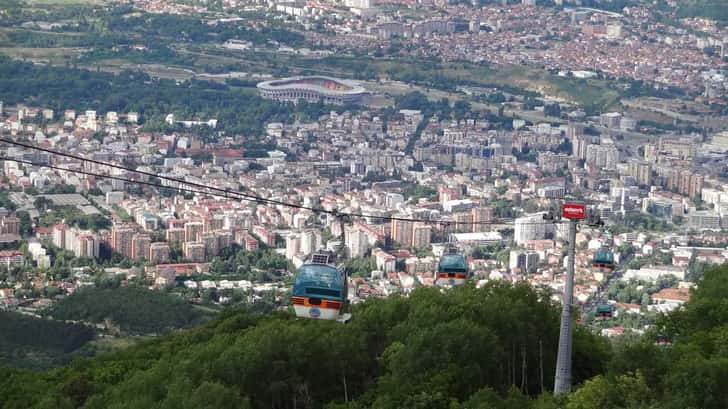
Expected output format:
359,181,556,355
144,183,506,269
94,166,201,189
595,304,614,320
291,252,351,322
436,251,469,287
592,248,615,272
655,333,672,347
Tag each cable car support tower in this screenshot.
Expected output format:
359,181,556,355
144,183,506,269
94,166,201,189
553,202,601,396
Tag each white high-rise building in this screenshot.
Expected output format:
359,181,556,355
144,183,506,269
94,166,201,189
514,214,547,245
345,226,369,258
285,234,300,260
300,229,321,257
586,143,618,170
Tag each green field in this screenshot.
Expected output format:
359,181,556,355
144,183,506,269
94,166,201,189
23,0,107,5
0,47,84,64
267,53,621,110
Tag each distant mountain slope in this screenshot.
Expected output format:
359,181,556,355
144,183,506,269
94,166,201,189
678,0,728,21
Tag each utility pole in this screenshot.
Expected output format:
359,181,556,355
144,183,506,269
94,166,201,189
554,202,585,396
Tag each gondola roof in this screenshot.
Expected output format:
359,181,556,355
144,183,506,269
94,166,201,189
438,254,467,270
294,263,345,289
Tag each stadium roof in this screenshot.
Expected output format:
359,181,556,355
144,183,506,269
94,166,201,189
257,76,367,96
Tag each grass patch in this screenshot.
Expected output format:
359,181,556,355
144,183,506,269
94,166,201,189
0,47,84,64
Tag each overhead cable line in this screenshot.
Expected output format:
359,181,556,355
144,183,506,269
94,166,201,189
0,140,564,227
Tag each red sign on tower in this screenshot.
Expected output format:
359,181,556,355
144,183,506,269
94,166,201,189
562,203,586,220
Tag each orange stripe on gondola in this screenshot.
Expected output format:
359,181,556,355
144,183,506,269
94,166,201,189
437,272,467,279
292,296,342,310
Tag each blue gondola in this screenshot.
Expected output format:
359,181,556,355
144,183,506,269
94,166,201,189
595,304,614,319
436,253,469,287
291,252,350,322
592,248,615,272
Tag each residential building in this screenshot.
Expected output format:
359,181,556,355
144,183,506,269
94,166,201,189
627,159,651,186
514,214,547,245
412,223,432,248
131,234,151,260
345,226,369,258
586,143,618,170
0,216,20,235
75,233,99,259
149,242,171,264
471,206,494,232
286,234,301,260
253,226,276,247
184,242,206,262
300,229,322,257
111,225,135,258
201,232,218,258
622,266,686,282
509,250,539,273
184,221,203,243
689,210,721,231
391,218,414,247
0,250,24,269
166,227,185,243
52,224,67,249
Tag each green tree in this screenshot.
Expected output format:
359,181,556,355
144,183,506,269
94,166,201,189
566,372,654,409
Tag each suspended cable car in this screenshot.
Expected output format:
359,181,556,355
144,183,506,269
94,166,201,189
592,248,615,272
655,333,672,347
291,252,351,322
436,251,469,287
595,304,614,320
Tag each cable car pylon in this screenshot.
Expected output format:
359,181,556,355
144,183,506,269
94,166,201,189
553,203,578,396
553,201,599,396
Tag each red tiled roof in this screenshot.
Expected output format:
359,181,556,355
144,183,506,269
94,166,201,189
652,288,691,303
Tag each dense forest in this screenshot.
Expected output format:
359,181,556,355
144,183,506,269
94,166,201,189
48,286,206,335
0,311,94,369
2,265,728,408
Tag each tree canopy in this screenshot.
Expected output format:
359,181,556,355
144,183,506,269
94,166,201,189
0,282,609,409
0,56,294,136
4,264,728,408
48,285,206,335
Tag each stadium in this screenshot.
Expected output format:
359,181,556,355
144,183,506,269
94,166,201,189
256,76,370,105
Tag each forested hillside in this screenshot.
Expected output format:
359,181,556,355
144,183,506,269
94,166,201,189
0,311,94,369
2,266,728,409
48,286,207,335
677,0,728,21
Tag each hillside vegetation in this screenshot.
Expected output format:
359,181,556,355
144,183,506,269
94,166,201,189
677,0,728,21
48,286,207,335
0,311,94,369
2,265,728,408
